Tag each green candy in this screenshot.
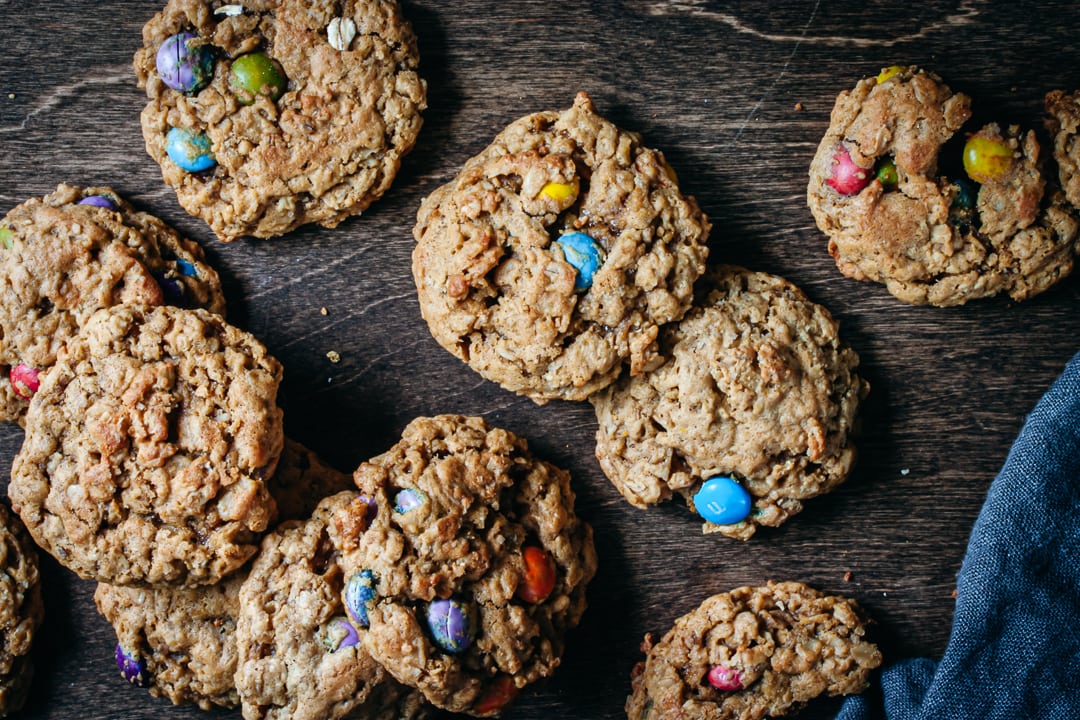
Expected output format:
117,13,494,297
0,227,12,249
876,158,898,190
229,52,286,105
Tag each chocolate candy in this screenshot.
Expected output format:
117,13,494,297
825,144,870,195
115,644,149,688
963,135,1013,183
515,546,556,604
393,488,425,514
554,231,604,291
707,664,742,691
875,157,898,190
77,195,118,210
165,126,216,173
692,476,752,526
425,598,474,654
0,226,12,249
156,32,214,93
176,259,197,277
154,272,185,304
473,675,518,715
229,52,287,105
10,363,40,400
539,181,576,203
876,65,904,84
343,569,377,628
323,616,360,652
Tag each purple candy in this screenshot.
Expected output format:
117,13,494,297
78,195,118,210
153,272,186,305
323,616,360,652
425,598,473,654
156,32,214,93
115,644,149,687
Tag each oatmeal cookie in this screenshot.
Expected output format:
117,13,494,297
1045,89,1080,209
235,491,428,720
0,502,43,717
592,266,867,540
626,582,881,720
341,415,597,715
413,91,710,403
9,304,283,586
135,0,427,241
808,65,1078,306
0,183,224,424
265,437,354,523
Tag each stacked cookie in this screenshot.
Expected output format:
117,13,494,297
413,93,869,540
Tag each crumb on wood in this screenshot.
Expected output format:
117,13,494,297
794,102,804,111
843,571,853,582
326,350,341,363
320,306,328,316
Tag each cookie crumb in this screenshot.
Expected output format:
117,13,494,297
900,468,910,476
319,306,328,316
7,94,14,100
843,571,853,582
951,588,958,599
326,350,341,363
794,102,804,111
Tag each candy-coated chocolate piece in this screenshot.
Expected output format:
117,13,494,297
156,32,214,93
876,65,904,84
0,226,12,249
554,231,604,291
707,664,742,691
425,598,473,654
539,181,576,203
393,488,425,514
166,126,216,172
963,135,1013,183
951,178,976,209
473,675,518,714
825,144,870,195
343,569,377,628
693,476,752,525
323,616,360,652
10,363,40,400
875,158,898,189
229,52,287,105
515,546,556,604
154,272,186,304
115,644,150,688
78,195,118,210
176,259,197,277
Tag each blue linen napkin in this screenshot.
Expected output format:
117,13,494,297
837,350,1080,719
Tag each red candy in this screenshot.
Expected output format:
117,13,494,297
10,363,40,399
826,144,871,195
515,546,556,604
707,664,742,691
473,675,518,715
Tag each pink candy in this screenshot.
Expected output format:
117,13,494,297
707,664,742,691
826,144,871,196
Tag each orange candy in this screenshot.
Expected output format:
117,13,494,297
515,546,556,604
473,675,518,715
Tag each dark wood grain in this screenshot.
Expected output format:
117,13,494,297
2,1,1080,718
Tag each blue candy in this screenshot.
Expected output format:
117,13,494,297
176,259,197,277
166,126,216,172
156,32,214,94
425,598,473,654
692,476,752,525
554,231,604,291
394,488,425,514
343,569,377,628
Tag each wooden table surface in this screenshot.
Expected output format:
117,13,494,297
2,2,1080,718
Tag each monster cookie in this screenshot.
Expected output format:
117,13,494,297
9,304,283,586
808,65,1079,306
592,266,867,540
626,582,881,720
0,183,224,424
135,0,427,241
95,574,245,709
265,437,355,523
0,503,43,717
1045,89,1080,209
341,415,597,715
413,91,710,403
235,491,428,720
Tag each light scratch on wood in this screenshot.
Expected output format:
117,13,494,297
275,289,417,351
0,64,132,133
314,335,432,391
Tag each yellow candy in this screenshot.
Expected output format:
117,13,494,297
539,181,576,203
876,65,904,84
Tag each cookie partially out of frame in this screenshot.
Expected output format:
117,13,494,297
342,415,597,716
0,183,224,424
808,65,1078,306
413,91,710,403
1045,89,1080,209
0,502,43,717
135,0,427,241
592,266,867,540
9,304,283,586
626,582,881,720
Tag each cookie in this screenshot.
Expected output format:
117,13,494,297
135,0,427,241
265,437,355,523
94,573,244,709
0,502,43,717
592,266,867,540
1045,89,1080,208
342,415,597,716
9,304,283,586
807,65,1079,306
235,491,428,720
413,91,710,403
626,582,881,720
0,183,225,424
